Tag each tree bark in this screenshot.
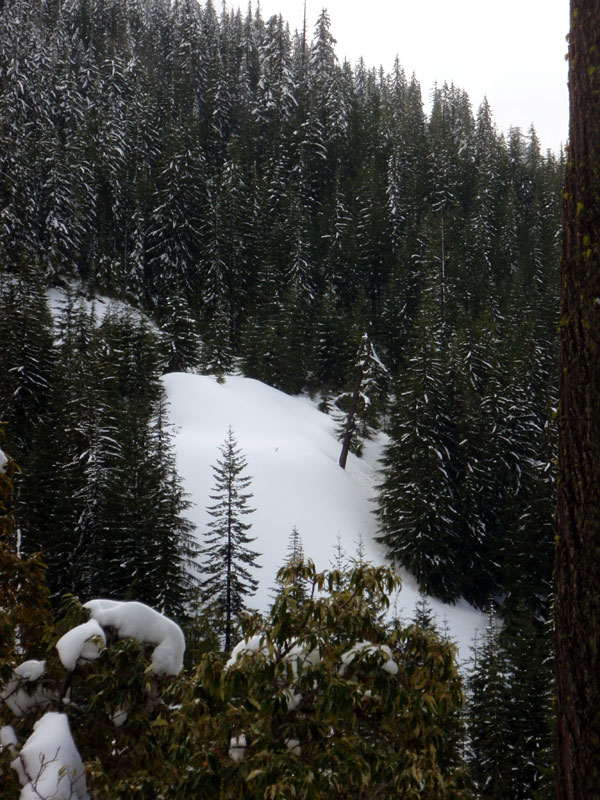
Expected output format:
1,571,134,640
555,2,600,798
338,360,365,470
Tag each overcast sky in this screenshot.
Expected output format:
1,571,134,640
230,0,569,154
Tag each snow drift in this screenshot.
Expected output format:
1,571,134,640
162,372,482,660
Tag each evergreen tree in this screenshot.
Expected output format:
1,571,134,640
159,290,202,374
100,392,198,622
466,604,512,799
376,283,461,602
200,427,260,651
500,606,554,800
270,525,307,605
412,590,438,632
336,330,388,467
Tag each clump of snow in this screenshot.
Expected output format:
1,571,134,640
282,689,302,711
226,636,316,711
14,661,46,682
340,642,398,676
285,738,301,756
56,620,106,671
1,725,17,753
225,636,319,679
229,733,247,763
111,707,128,727
284,642,321,676
224,634,268,670
0,448,8,474
12,711,89,800
84,599,185,676
1,661,53,717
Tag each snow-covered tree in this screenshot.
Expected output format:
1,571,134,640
466,605,511,799
1,564,470,800
337,331,388,467
200,427,260,651
376,285,461,602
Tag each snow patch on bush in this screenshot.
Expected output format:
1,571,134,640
224,634,268,669
229,733,247,762
0,661,53,717
56,620,106,671
84,599,185,676
12,711,89,800
339,641,398,676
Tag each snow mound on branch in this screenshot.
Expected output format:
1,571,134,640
84,599,185,676
56,620,106,671
12,711,89,800
0,661,53,717
225,635,320,676
229,733,247,762
225,634,268,669
14,661,46,682
340,641,398,676
1,725,17,752
0,448,8,473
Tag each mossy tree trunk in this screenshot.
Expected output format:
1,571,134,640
555,2,600,798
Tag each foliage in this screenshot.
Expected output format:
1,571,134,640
0,0,563,793
0,564,471,800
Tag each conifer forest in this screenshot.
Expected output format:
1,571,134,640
0,1,563,798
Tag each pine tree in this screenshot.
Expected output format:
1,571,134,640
159,290,202,374
100,391,198,622
412,590,438,632
337,331,388,467
500,605,554,800
466,604,512,799
376,283,461,602
200,427,261,651
270,525,307,605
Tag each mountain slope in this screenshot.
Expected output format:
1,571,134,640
162,372,482,659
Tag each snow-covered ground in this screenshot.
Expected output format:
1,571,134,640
162,372,483,662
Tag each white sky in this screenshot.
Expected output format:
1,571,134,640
231,0,569,153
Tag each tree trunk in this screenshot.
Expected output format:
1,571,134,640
338,359,365,470
555,2,600,798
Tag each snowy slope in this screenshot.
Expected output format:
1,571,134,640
162,372,483,662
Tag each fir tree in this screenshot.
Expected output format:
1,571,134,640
376,283,461,603
270,525,307,605
466,604,512,800
200,426,261,651
336,331,388,467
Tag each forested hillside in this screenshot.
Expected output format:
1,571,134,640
0,1,561,797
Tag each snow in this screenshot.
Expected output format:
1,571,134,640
46,287,147,326
1,661,53,717
0,447,8,473
56,620,106,671
12,712,89,800
162,372,483,662
225,635,320,679
83,599,185,676
229,733,247,762
286,738,301,756
1,725,17,752
14,660,46,682
225,634,268,669
340,641,398,676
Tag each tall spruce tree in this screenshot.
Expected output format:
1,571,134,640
376,281,461,603
466,604,512,800
200,426,260,651
555,1,600,795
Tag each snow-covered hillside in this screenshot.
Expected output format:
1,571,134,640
162,372,483,661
